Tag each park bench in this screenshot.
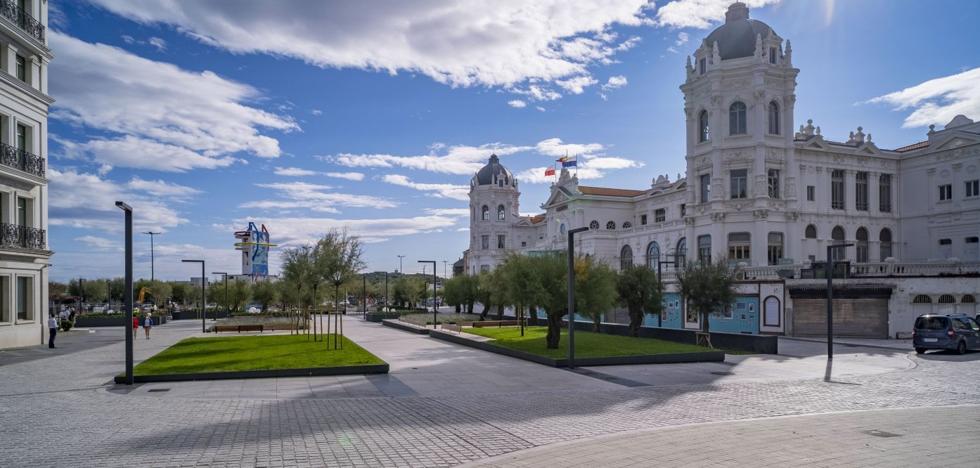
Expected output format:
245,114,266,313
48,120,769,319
471,320,519,328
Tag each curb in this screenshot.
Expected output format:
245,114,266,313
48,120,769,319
114,363,390,383
429,330,724,367
780,336,912,352
381,319,433,335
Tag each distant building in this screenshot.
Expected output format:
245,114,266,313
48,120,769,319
462,2,979,338
0,1,52,350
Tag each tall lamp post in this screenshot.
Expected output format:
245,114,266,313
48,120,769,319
143,231,161,282
212,272,228,317
115,201,134,385
825,243,853,360
418,260,437,329
182,259,206,333
566,227,589,369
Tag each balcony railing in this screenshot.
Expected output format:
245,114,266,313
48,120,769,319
659,261,980,282
0,222,46,250
0,141,45,178
0,0,44,42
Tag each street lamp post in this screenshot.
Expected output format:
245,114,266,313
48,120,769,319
143,231,161,282
362,274,367,315
825,243,853,360
115,201,134,385
212,272,228,317
182,259,206,333
418,260,437,329
566,227,589,369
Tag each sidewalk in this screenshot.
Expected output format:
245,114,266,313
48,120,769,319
781,335,912,351
463,405,980,467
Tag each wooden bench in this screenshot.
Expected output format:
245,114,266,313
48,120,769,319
471,320,520,328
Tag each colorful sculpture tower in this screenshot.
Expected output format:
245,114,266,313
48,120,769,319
234,222,276,278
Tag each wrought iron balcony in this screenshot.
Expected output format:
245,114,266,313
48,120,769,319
0,0,44,42
0,141,45,178
0,222,46,251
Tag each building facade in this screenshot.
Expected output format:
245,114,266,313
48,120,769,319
462,2,979,337
0,0,51,350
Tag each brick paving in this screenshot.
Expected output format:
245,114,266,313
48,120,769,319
1,319,979,467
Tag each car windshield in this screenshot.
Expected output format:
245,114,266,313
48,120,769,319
914,317,947,330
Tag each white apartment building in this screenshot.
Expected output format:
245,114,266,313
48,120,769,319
462,3,979,337
0,0,51,349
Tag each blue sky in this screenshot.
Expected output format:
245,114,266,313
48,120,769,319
47,0,980,281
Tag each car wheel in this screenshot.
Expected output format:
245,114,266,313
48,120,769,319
915,347,926,354
957,340,967,355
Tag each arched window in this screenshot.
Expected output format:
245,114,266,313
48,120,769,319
962,295,976,303
879,228,893,261
805,224,817,239
697,234,712,263
559,223,566,236
620,244,633,270
855,227,869,263
622,221,632,229
768,101,780,135
912,295,931,304
698,110,710,142
676,237,687,267
481,205,490,221
646,241,660,270
589,220,599,230
938,294,955,304
729,101,747,135
606,221,616,230
831,226,846,261
763,296,780,327
497,204,505,221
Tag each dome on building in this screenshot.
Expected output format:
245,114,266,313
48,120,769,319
472,154,516,187
704,2,775,60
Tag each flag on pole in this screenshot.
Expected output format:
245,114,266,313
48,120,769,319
544,166,555,176
561,155,577,168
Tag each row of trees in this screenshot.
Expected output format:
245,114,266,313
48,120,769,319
442,254,736,349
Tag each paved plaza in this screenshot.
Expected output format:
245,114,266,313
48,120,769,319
1,318,979,467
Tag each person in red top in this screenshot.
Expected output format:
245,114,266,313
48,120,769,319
132,315,139,338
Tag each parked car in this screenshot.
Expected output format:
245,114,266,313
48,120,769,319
913,314,980,354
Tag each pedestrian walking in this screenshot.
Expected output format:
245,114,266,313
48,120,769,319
144,313,152,340
132,315,139,338
48,314,58,348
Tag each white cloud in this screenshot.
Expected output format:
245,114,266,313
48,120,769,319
508,99,527,108
89,0,652,101
556,75,599,94
601,75,628,91
382,174,469,201
126,177,202,200
148,36,167,51
866,67,980,129
655,0,782,28
326,172,365,181
222,214,460,246
516,138,643,184
536,137,605,157
311,109,323,116
244,181,397,213
331,142,532,175
274,166,318,177
425,208,470,217
49,169,187,233
675,31,689,46
50,32,297,172
75,235,120,251
536,106,547,112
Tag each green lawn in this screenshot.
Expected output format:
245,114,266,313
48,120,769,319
133,334,384,376
399,312,484,326
464,326,711,359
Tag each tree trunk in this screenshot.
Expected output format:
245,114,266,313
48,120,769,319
545,312,562,349
455,304,461,313
592,313,601,332
628,307,642,337
496,304,504,321
528,306,539,326
698,309,713,348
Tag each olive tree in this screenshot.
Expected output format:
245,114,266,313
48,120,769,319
677,259,737,347
575,257,619,332
616,266,663,336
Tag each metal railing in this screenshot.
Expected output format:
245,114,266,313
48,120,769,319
0,0,44,42
0,222,46,250
0,141,45,178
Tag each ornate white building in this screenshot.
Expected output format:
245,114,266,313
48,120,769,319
0,0,51,350
463,3,979,337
